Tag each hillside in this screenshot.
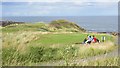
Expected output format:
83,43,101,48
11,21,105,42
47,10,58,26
49,20,86,32
0,21,25,27
2,20,86,33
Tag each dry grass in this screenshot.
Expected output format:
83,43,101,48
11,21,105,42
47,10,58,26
78,57,119,66
88,41,115,50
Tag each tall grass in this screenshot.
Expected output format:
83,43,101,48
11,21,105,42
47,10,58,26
2,45,78,66
3,43,116,66
77,42,116,59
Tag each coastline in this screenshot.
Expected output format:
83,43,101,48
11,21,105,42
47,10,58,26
0,20,119,36
87,31,119,36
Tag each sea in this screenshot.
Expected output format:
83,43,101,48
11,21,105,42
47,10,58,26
1,16,118,32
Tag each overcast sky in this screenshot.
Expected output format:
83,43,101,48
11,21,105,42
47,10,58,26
1,0,119,16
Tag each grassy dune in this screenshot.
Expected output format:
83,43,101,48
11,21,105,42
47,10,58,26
1,21,118,66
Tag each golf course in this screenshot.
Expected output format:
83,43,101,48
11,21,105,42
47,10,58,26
1,20,119,66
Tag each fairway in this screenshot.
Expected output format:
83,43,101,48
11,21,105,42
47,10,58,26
29,33,113,46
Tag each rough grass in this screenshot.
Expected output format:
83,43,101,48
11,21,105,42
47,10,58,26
77,41,116,58
2,42,116,66
75,57,119,66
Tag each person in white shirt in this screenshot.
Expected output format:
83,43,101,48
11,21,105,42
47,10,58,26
85,35,93,44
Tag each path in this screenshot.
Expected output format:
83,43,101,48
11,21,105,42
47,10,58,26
35,48,118,66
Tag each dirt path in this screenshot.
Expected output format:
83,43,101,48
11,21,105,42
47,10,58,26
35,48,118,66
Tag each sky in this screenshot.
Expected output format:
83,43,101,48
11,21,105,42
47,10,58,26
1,0,119,16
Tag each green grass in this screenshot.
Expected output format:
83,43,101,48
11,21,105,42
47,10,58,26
29,33,113,46
2,23,49,33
